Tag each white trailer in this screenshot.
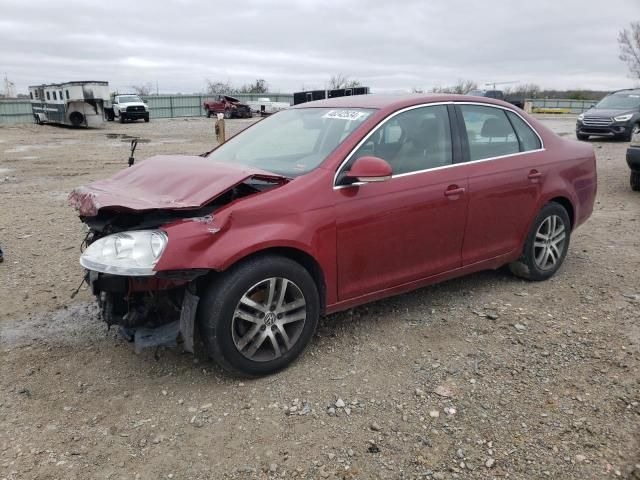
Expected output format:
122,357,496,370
28,81,111,127
246,97,290,116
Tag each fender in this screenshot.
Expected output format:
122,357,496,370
155,207,338,305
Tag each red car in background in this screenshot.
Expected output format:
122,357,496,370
203,95,252,119
69,94,597,376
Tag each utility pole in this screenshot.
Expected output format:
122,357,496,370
485,80,519,90
3,73,16,98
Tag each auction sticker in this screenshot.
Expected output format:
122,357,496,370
322,110,369,121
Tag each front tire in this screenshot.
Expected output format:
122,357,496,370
119,115,125,124
576,133,589,141
223,109,231,119
509,202,571,281
631,171,640,191
198,255,320,377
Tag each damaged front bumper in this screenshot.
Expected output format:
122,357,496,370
87,269,206,353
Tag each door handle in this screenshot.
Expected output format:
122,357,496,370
528,169,542,180
444,186,465,197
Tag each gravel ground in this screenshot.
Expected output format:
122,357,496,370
0,115,638,480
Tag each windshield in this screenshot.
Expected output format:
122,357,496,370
595,93,640,110
118,95,142,103
206,107,374,177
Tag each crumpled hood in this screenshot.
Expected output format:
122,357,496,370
69,155,286,216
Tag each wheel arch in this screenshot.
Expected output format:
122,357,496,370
206,246,327,314
547,196,575,229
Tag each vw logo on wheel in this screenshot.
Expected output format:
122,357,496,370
263,311,277,327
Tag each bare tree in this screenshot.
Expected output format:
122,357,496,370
239,79,269,94
329,73,362,89
431,79,477,95
503,83,541,98
130,82,153,96
205,79,236,95
618,22,640,79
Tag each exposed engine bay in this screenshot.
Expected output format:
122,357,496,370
74,173,285,353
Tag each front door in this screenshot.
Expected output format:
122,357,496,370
335,104,469,300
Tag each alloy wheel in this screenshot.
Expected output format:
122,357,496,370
533,215,566,271
231,277,307,362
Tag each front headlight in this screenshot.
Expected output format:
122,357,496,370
80,230,167,276
577,113,584,121
613,113,633,122
119,106,127,112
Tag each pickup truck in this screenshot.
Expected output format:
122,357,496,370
105,94,150,123
467,89,525,110
203,95,252,119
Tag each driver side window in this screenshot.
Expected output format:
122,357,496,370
347,105,453,176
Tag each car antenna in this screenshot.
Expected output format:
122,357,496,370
128,138,138,167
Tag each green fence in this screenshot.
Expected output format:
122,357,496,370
0,100,34,124
3,95,594,124
0,93,295,124
527,98,594,114
143,94,294,119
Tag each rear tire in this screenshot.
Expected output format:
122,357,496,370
69,111,85,127
631,171,640,191
509,202,571,281
198,255,320,377
576,133,589,141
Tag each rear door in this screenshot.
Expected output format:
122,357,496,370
454,103,546,265
334,104,469,300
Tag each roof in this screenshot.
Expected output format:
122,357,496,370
611,88,640,94
28,81,109,89
290,93,517,111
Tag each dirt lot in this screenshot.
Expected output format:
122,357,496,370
1,116,638,480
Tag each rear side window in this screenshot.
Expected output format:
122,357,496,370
506,111,541,151
459,105,518,161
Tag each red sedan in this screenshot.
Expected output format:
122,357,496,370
69,94,597,376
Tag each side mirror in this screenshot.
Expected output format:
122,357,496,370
345,156,392,184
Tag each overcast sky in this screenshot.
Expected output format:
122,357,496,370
1,0,638,95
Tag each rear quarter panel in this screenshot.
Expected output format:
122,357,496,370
536,137,597,230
